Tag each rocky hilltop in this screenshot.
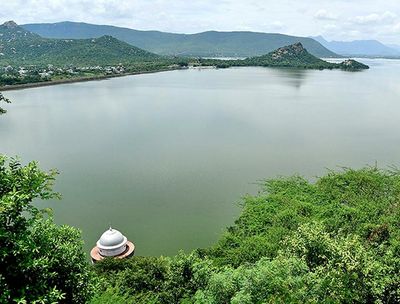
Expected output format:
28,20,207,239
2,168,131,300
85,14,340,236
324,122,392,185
270,42,308,60
2,20,19,29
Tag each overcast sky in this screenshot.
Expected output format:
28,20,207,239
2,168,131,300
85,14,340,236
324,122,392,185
1,0,400,44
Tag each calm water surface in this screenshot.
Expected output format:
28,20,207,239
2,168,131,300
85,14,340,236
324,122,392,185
1,59,399,256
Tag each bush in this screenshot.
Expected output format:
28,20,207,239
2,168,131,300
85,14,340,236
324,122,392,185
0,156,96,303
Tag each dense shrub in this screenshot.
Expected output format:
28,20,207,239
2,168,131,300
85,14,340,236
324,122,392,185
0,156,96,303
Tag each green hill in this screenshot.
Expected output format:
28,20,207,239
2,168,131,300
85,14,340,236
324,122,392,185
22,21,339,58
0,21,159,66
338,59,370,70
200,43,369,70
243,42,336,68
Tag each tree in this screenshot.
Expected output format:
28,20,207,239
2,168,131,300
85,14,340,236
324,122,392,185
0,92,11,114
0,155,96,303
283,222,397,303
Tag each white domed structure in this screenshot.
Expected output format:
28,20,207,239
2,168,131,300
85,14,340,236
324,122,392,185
97,228,127,256
90,227,135,262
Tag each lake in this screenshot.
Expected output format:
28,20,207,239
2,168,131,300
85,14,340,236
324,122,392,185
1,59,399,256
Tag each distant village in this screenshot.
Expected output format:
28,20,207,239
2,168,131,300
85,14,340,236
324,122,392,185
0,63,128,85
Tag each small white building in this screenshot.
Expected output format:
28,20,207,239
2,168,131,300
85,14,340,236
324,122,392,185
90,227,135,263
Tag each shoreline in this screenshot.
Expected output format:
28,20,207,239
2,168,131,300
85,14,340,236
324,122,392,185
0,67,185,91
0,59,370,92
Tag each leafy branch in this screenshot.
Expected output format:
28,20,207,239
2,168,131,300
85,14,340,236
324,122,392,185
0,92,11,115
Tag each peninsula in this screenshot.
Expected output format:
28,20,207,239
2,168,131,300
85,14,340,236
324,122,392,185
197,43,369,70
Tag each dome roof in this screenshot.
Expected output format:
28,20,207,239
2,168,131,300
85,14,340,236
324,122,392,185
97,227,127,249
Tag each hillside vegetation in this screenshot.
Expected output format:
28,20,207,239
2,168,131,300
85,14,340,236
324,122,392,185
91,167,399,303
199,43,369,70
0,21,158,66
243,42,338,68
22,21,338,58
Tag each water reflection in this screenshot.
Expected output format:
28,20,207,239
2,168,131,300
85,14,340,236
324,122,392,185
273,68,308,89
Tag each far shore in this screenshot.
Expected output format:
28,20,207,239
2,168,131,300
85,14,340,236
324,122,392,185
0,66,187,91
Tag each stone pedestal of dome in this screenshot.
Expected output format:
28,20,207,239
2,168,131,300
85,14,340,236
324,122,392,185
90,227,135,263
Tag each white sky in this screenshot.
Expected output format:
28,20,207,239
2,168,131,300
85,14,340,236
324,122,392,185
1,0,400,44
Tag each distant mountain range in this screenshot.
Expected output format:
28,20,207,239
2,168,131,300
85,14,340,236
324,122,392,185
312,36,400,57
387,44,400,52
22,21,338,58
0,21,158,65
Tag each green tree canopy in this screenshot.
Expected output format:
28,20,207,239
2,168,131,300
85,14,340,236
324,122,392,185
0,156,96,303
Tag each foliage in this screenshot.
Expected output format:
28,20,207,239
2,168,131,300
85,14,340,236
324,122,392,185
93,251,213,304
282,222,397,303
92,167,400,303
339,59,370,70
0,92,11,114
196,222,398,303
0,73,47,87
194,256,309,303
89,287,136,304
0,156,96,303
0,22,159,66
